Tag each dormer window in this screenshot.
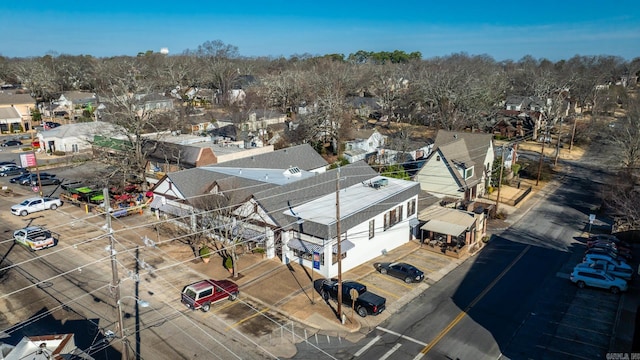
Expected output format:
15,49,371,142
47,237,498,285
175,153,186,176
464,167,474,179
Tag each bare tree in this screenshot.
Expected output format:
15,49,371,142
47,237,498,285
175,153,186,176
92,57,180,190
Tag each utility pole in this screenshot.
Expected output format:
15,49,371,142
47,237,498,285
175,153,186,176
335,167,343,324
554,117,563,166
495,144,506,214
536,136,546,186
569,116,577,152
104,188,127,360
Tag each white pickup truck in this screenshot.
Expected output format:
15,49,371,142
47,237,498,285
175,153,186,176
11,197,63,216
14,226,58,251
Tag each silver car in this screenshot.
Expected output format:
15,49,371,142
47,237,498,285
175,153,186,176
570,267,628,294
574,260,634,281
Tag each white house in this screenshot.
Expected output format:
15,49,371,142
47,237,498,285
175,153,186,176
36,121,123,153
343,129,387,163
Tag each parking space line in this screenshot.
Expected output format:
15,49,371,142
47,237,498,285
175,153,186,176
372,273,414,289
354,335,380,357
225,307,268,331
358,281,399,299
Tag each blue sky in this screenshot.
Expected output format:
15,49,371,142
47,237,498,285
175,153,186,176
1,1,638,61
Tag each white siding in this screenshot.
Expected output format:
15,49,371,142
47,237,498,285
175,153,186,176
415,152,462,198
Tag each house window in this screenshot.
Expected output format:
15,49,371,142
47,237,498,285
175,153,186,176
332,251,346,265
369,219,375,239
407,199,416,216
293,249,324,265
464,167,474,179
383,207,402,231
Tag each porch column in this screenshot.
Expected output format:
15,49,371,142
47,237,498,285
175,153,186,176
281,231,291,265
265,227,275,259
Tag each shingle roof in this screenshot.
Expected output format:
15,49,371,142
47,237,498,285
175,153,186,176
0,106,21,120
0,92,35,106
144,140,203,168
216,143,328,171
432,130,493,187
254,161,379,232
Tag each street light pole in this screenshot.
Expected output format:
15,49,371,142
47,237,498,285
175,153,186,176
495,144,506,214
104,188,128,360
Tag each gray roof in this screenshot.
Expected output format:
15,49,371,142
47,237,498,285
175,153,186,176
254,161,377,235
432,130,493,188
216,143,328,171
0,106,21,120
160,143,327,204
144,140,202,168
275,166,419,239
0,92,35,106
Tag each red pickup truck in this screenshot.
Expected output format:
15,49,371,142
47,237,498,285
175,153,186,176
181,279,239,312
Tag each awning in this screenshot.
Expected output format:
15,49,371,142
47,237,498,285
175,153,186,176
287,239,355,254
421,220,467,237
287,239,323,253
332,239,355,253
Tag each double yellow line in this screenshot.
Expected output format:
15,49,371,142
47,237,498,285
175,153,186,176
419,245,530,355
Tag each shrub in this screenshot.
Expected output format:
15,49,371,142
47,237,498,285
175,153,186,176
224,256,233,269
252,247,265,254
199,246,211,259
53,150,66,156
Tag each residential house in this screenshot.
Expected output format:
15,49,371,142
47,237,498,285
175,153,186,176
343,129,386,163
414,130,494,202
0,106,23,134
215,110,288,133
36,121,123,153
133,93,175,114
346,96,382,118
0,90,35,131
56,91,98,110
505,95,546,112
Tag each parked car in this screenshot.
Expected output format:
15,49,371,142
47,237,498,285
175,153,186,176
570,267,628,294
320,280,386,317
181,279,239,312
575,260,634,281
10,197,63,216
588,240,632,256
585,246,632,261
43,121,61,129
583,253,629,267
30,174,61,186
0,165,28,177
587,235,631,251
19,173,54,185
1,140,22,147
374,262,425,283
10,173,32,184
13,226,58,251
0,160,16,167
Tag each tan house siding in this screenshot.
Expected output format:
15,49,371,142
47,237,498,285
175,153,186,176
195,148,218,166
0,91,36,131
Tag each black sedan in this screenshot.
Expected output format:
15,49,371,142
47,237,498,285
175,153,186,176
374,262,425,283
0,165,29,177
10,173,32,183
0,140,22,147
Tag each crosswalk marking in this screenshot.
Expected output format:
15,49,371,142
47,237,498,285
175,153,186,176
379,343,402,360
376,326,428,346
354,335,380,357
